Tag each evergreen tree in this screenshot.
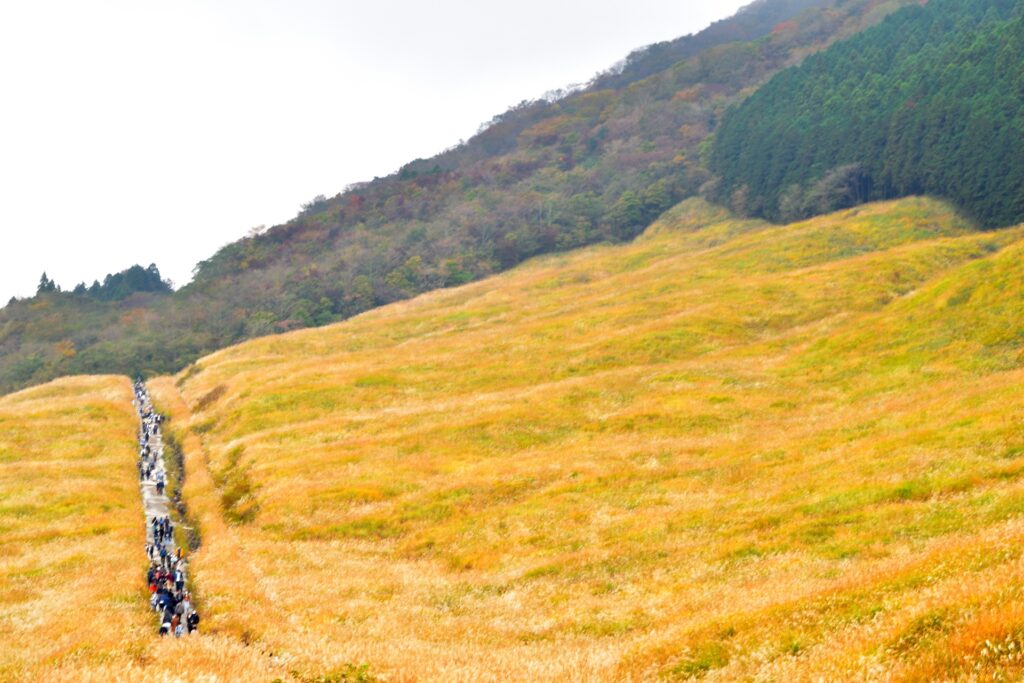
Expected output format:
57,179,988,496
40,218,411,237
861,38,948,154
36,272,56,295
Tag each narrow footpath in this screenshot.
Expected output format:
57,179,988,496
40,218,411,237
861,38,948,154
133,380,200,637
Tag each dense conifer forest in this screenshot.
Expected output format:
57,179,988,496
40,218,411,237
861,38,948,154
709,0,1024,227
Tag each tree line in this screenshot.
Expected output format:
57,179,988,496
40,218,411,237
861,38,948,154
22,265,172,302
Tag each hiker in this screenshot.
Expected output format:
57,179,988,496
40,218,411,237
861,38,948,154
154,588,171,612
186,610,200,634
160,607,174,636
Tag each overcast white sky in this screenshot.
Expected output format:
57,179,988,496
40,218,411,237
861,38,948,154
0,0,748,301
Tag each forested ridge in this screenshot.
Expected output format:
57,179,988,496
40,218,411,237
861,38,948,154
709,0,1024,227
0,0,918,394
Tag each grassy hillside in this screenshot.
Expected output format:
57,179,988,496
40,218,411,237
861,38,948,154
151,196,1024,680
0,376,281,681
0,0,919,396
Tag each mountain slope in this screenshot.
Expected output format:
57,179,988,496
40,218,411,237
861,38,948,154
148,197,1024,680
710,0,1024,226
0,0,918,396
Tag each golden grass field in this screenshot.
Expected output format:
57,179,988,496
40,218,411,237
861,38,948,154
144,197,1024,681
0,375,282,682
7,197,1024,681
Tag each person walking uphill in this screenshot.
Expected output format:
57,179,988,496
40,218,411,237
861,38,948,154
133,379,200,636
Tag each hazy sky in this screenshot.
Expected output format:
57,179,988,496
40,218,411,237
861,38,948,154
0,0,748,301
